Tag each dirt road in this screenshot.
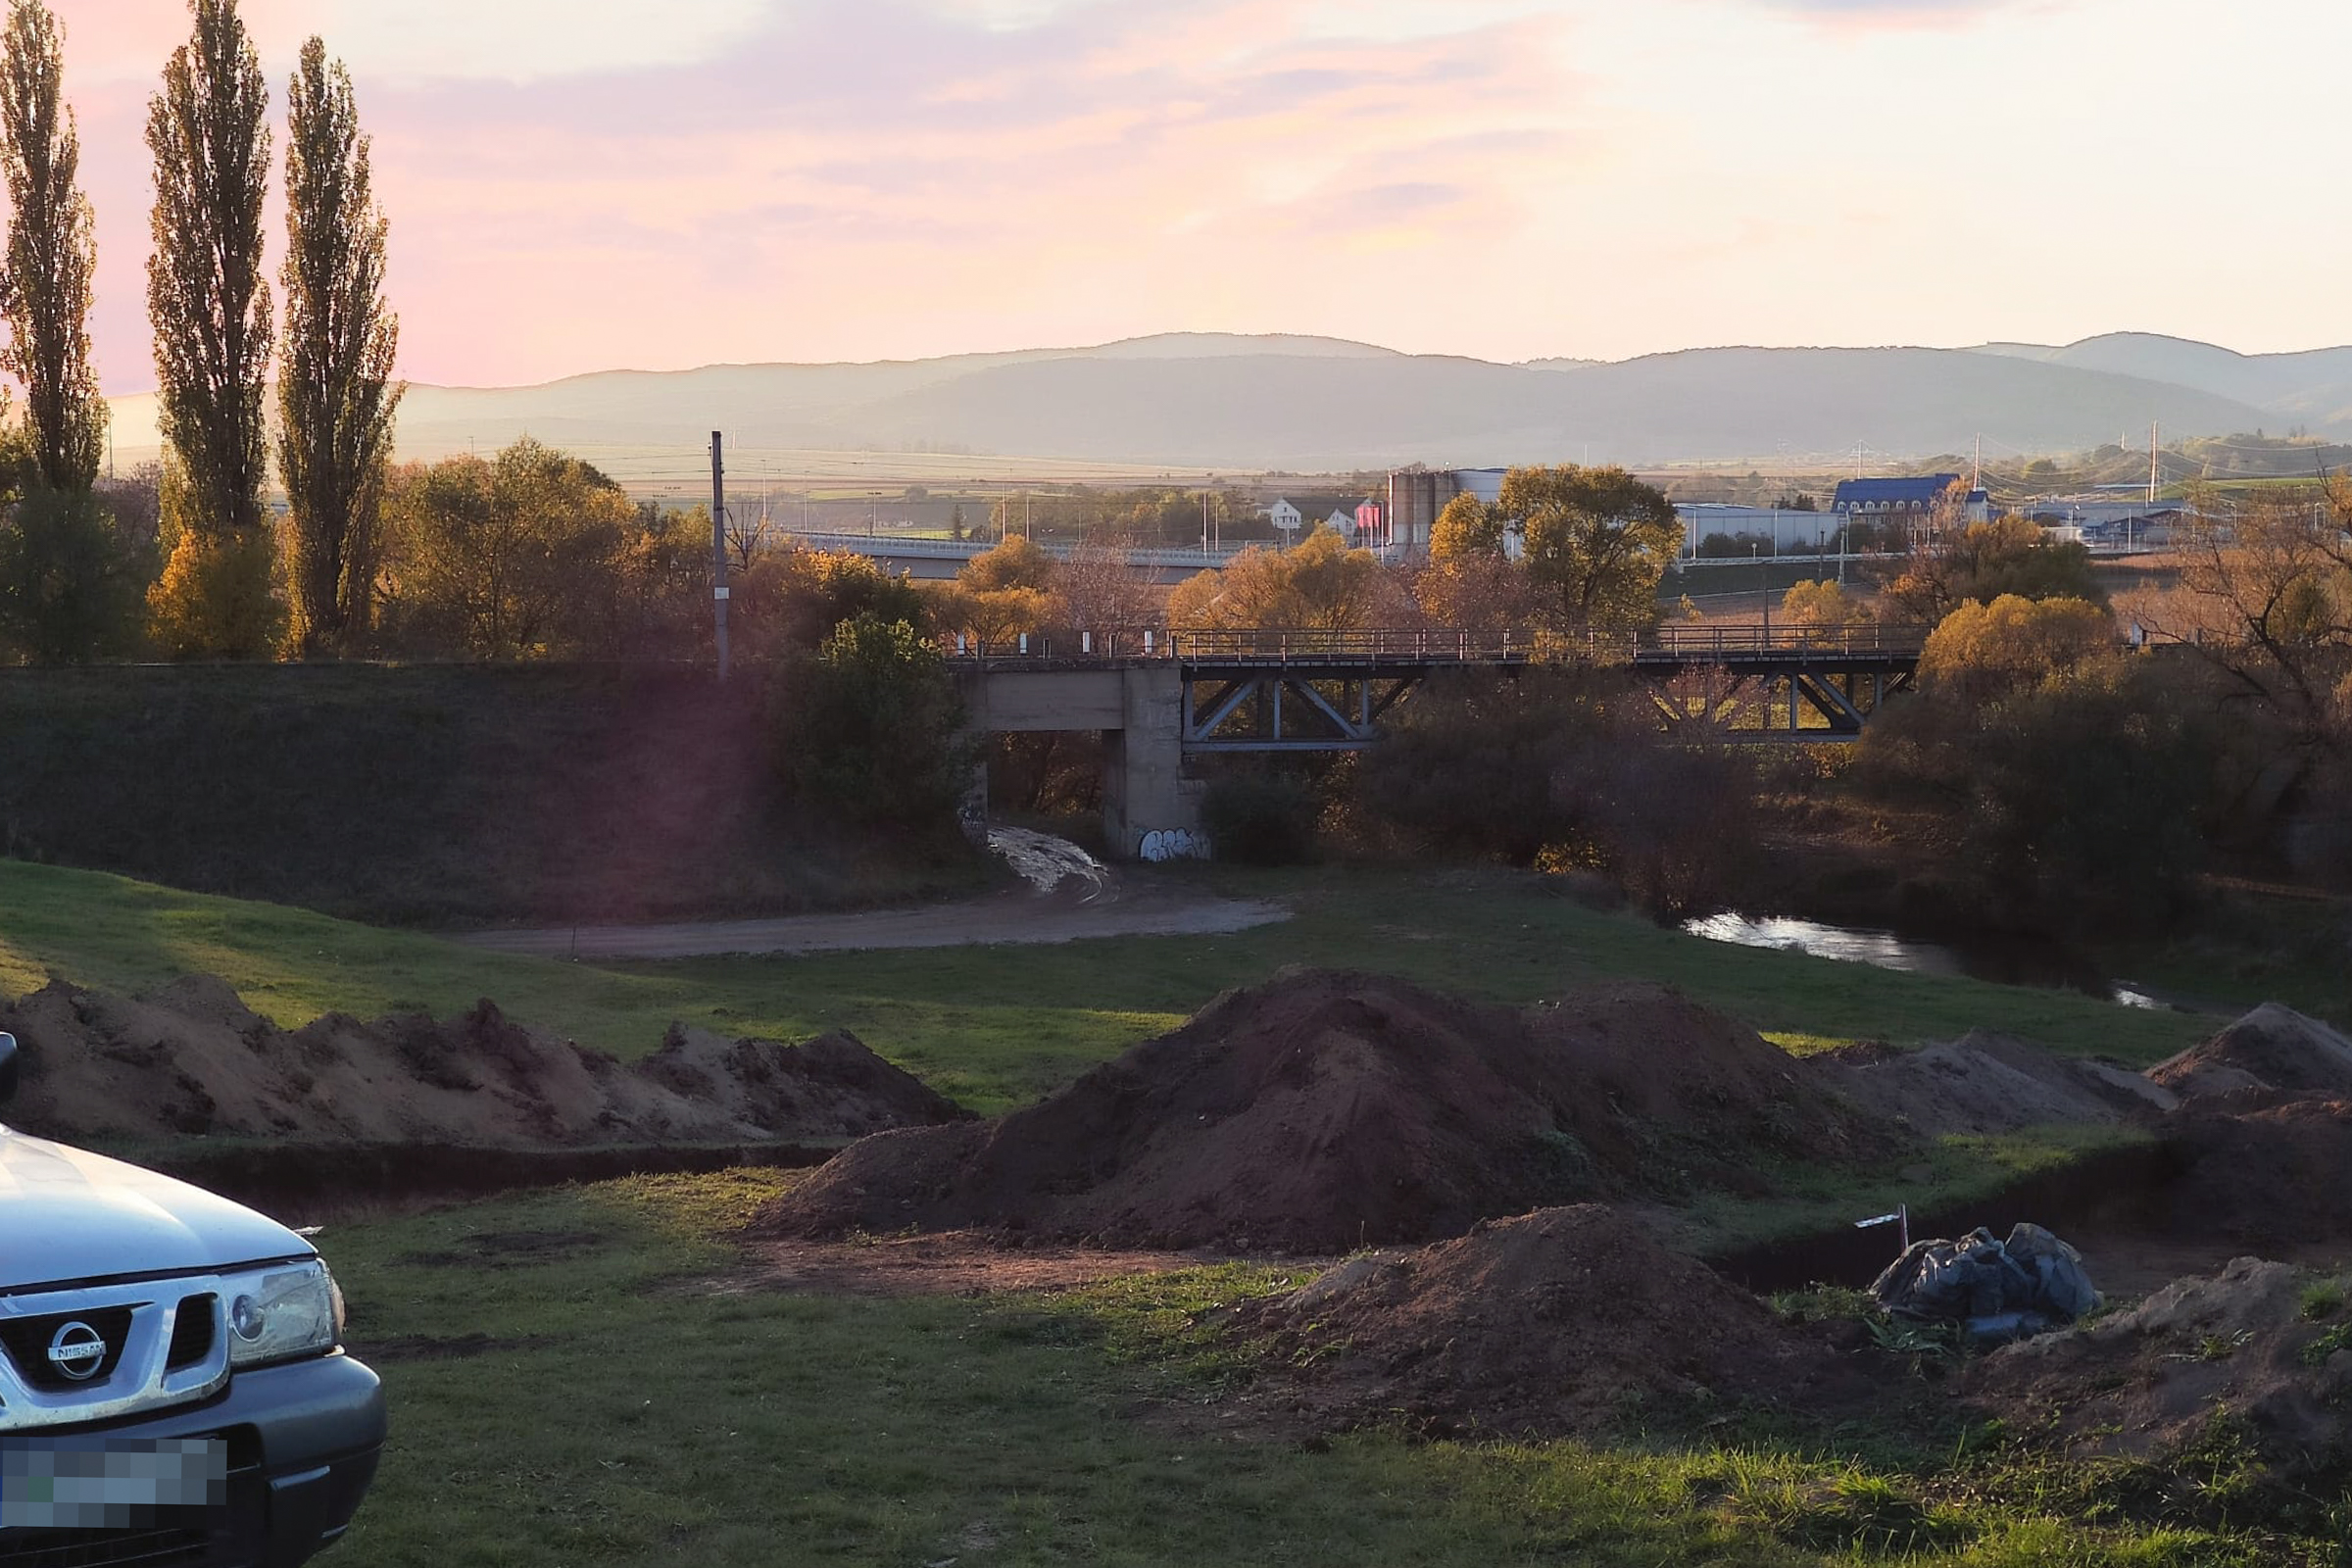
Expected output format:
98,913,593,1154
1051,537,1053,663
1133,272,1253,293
449,882,1289,961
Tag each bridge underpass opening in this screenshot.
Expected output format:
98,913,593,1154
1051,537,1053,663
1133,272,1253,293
983,731,1106,827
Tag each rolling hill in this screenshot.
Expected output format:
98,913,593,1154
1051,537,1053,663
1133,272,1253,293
99,330,2345,477
1972,333,2352,432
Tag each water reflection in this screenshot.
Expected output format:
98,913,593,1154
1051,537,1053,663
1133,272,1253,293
1683,912,2187,1011
1685,913,1968,977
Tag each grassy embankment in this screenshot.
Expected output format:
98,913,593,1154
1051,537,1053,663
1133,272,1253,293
327,1170,2328,1567
0,855,2231,1250
0,858,2221,1118
0,663,979,928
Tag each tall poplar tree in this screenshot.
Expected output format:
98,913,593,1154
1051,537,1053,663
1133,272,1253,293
145,0,273,657
279,37,400,656
0,0,104,493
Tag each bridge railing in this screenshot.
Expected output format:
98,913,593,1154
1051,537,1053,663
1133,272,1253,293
942,628,1554,663
1639,623,1931,659
779,530,1253,571
941,623,1930,664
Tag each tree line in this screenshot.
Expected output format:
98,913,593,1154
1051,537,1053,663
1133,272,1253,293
0,0,396,663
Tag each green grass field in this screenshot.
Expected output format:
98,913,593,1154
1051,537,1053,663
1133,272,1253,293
4,859,2334,1562
0,859,2221,1114
322,1171,2317,1567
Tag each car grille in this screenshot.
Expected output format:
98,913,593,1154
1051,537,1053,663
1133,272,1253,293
161,1302,216,1377
0,1312,135,1395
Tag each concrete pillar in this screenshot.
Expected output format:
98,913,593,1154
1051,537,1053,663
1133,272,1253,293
1103,664,1203,860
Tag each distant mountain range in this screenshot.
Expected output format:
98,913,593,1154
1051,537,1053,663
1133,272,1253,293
102,330,2352,476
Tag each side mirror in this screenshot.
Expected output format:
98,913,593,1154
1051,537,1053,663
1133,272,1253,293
0,1032,17,1106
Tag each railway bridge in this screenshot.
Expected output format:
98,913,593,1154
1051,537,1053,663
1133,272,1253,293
952,625,1926,858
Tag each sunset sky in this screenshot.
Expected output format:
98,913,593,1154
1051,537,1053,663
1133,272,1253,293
57,0,2352,393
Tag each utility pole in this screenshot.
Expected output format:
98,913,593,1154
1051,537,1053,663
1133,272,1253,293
2149,420,2161,506
710,432,731,681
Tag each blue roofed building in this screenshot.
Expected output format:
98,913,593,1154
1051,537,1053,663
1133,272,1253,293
1831,474,1991,524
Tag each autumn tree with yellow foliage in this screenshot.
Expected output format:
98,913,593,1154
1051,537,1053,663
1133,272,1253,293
1167,525,1409,632
929,535,1058,646
1917,594,2114,710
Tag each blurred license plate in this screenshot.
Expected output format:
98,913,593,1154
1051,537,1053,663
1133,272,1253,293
0,1438,228,1530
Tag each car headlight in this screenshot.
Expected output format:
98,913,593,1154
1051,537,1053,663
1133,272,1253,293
221,1261,343,1369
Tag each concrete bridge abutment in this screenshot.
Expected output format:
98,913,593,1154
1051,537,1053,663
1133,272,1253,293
958,663,1205,861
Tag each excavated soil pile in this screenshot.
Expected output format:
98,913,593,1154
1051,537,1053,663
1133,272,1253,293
2099,1006,2352,1246
2152,1091,2352,1246
1232,1206,1854,1435
0,977,963,1148
1810,1032,2176,1136
2149,1004,2352,1100
1971,1257,2352,1493
759,970,1893,1253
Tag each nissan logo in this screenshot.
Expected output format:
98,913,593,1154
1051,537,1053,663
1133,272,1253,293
46,1321,107,1382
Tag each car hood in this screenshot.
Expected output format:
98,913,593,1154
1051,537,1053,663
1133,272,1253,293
0,1127,313,1292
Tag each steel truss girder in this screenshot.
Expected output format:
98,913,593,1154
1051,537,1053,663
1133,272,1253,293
1641,658,1917,740
1182,671,1424,753
1788,672,1867,734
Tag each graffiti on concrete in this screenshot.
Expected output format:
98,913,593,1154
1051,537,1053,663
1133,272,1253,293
1139,828,1212,863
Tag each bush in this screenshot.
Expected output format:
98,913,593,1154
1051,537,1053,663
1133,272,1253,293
1961,661,2210,927
1201,774,1321,865
737,548,929,660
1883,517,2104,622
1353,668,1761,920
0,485,151,663
768,613,973,836
1919,595,2113,709
1357,668,1617,864
1781,579,1864,628
1860,651,2213,931
146,524,280,661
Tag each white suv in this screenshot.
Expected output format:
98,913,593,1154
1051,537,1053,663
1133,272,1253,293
0,1031,385,1564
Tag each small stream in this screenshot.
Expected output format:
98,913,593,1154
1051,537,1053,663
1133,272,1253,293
1683,912,2193,1012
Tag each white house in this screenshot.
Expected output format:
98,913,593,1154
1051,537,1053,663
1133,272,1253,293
1267,498,1303,534
1325,508,1355,536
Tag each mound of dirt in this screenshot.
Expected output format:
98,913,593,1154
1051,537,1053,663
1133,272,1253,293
2150,1004,2352,1100
1810,1031,2176,1136
1971,1256,2352,1493
635,1025,961,1140
2152,1091,2352,1246
1232,1206,1853,1435
0,977,964,1149
758,970,1894,1253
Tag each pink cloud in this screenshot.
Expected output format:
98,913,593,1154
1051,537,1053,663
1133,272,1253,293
60,0,1592,391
